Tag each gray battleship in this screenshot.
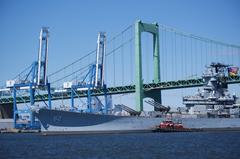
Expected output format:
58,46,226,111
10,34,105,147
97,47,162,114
34,62,240,134
183,63,240,118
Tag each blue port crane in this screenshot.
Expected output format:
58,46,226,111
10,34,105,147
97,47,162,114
12,27,51,129
70,32,109,114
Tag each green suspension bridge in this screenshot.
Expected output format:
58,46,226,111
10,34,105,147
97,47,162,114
0,20,240,113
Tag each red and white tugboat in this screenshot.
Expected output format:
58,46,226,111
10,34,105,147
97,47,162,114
153,120,199,132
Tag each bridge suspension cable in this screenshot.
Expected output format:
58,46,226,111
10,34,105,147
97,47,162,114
46,24,134,88
158,23,240,82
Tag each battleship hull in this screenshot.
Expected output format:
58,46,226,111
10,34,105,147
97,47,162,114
34,109,240,134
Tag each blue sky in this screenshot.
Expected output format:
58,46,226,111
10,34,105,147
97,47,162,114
1,0,240,108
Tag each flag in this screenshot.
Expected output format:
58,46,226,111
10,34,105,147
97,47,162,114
228,67,239,77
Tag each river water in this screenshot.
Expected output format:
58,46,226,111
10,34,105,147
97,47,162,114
0,131,240,159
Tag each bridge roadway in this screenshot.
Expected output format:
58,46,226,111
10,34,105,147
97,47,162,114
0,76,239,104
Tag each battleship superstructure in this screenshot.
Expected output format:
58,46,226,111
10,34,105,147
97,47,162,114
183,63,240,118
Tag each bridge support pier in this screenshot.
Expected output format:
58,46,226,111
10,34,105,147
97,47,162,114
0,103,13,119
135,20,161,112
144,90,162,111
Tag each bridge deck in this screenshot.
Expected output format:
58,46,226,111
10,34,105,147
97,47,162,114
0,76,239,104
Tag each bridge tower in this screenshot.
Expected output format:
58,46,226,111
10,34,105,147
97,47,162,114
135,20,161,112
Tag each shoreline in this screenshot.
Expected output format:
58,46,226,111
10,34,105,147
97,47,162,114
2,127,240,135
